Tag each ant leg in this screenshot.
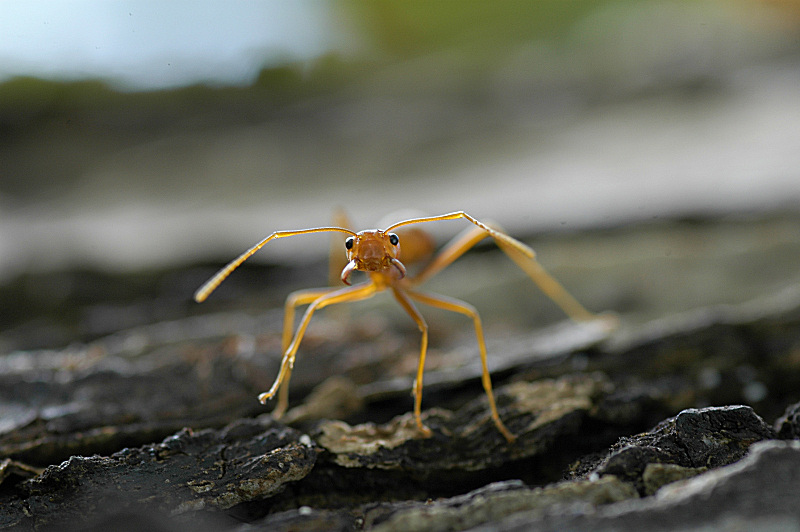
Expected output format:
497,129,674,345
406,289,516,442
258,283,378,414
405,225,491,287
407,223,596,322
492,238,597,322
390,287,433,438
271,287,341,419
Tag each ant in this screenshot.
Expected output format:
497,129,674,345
194,211,601,442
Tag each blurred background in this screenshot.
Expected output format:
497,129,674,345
1,0,799,352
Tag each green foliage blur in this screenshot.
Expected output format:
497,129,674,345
340,0,607,57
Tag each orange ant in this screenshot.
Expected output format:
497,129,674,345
194,211,600,442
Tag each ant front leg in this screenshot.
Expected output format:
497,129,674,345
407,289,516,443
259,283,378,417
269,287,340,419
390,286,433,438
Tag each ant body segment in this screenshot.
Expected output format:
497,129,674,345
195,211,600,442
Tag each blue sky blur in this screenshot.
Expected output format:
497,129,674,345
0,0,342,89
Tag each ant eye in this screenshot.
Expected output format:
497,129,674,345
389,233,399,246
345,237,354,250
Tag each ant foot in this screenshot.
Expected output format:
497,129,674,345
258,392,272,404
415,420,433,438
492,418,516,443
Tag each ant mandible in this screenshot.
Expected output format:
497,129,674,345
194,211,599,442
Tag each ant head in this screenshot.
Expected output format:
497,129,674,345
341,230,406,284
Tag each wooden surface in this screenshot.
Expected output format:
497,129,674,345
1,215,800,530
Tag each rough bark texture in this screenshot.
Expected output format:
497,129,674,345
2,219,800,530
